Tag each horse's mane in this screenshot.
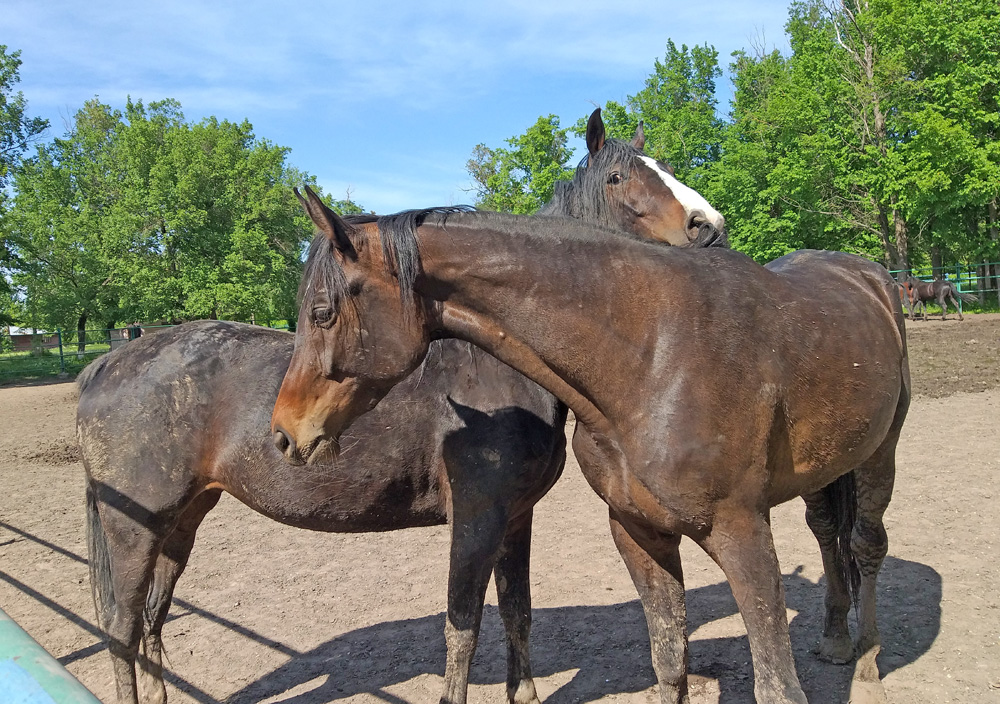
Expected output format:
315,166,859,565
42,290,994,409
300,206,474,310
537,139,638,229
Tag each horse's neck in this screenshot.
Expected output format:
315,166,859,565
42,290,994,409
415,221,648,437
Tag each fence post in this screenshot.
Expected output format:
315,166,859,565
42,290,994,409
56,328,66,376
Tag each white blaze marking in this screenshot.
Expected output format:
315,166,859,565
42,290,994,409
638,156,725,230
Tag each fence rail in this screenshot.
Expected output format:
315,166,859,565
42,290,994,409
1,323,288,383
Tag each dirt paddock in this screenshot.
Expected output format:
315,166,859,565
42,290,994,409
1,315,998,703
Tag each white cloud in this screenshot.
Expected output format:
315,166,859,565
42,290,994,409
5,0,791,212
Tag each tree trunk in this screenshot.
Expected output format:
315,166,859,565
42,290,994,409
892,201,909,271
876,203,903,270
77,312,88,353
931,246,943,277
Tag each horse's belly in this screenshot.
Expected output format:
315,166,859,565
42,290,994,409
771,390,901,505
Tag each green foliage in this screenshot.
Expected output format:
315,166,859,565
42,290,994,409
467,115,575,214
702,0,1000,268
4,96,357,339
584,40,724,182
0,45,49,327
0,46,48,194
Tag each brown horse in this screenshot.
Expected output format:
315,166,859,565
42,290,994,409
905,276,975,321
272,193,909,704
78,108,726,704
896,281,915,318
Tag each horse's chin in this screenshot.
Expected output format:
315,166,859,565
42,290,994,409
305,436,341,465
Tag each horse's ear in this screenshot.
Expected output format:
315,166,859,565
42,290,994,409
295,186,356,258
586,108,606,161
631,121,645,151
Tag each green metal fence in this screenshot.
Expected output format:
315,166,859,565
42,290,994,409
0,323,289,383
889,261,1000,311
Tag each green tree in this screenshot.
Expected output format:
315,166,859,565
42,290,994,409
6,100,122,347
467,115,575,214
0,46,48,195
887,0,1000,274
707,0,1000,270
6,97,346,342
0,45,48,327
589,40,724,182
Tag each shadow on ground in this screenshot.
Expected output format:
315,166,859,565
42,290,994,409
215,555,940,704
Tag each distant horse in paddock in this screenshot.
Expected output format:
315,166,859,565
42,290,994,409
896,280,915,318
905,276,976,321
273,191,909,704
78,107,727,704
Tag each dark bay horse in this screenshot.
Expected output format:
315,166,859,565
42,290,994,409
78,109,726,704
540,109,726,248
905,276,975,320
272,194,909,704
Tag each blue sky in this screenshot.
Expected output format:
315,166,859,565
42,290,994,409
4,1,791,214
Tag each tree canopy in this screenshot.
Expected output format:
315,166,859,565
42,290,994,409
468,0,1000,279
0,45,49,327
3,95,360,342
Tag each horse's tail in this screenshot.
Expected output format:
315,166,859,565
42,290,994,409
954,287,977,305
823,470,861,605
86,482,116,629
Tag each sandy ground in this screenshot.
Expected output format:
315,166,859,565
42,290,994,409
0,315,998,703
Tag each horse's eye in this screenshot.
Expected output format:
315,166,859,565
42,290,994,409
313,307,335,326
608,172,623,185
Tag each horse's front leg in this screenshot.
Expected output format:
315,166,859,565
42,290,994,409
698,508,807,704
609,510,690,704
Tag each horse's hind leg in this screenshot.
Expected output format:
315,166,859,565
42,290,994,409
937,290,950,320
698,508,808,704
493,511,541,704
138,490,222,704
949,292,964,321
88,482,167,704
609,511,689,704
846,429,900,704
440,502,508,704
803,487,854,664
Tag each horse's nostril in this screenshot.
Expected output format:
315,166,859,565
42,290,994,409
686,210,706,231
273,428,292,455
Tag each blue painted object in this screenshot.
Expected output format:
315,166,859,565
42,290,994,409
0,608,101,703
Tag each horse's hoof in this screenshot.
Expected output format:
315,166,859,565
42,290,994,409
815,635,854,664
848,679,887,704
509,679,540,704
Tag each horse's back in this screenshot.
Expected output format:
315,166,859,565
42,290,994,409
76,321,293,503
77,321,565,531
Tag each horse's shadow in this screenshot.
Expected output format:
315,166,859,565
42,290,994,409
217,555,940,703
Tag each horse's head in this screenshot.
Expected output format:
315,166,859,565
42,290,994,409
271,187,431,464
560,108,726,247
